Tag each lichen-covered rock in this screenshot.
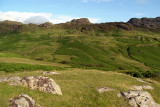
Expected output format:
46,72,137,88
9,94,42,107
117,90,160,107
130,85,154,90
42,71,60,75
97,87,115,93
0,76,62,95
20,76,62,95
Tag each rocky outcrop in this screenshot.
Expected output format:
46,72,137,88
130,85,154,90
42,71,60,75
71,18,91,25
0,20,22,33
117,90,160,107
97,87,115,93
128,17,160,29
10,94,42,107
39,22,53,28
136,78,151,84
0,76,62,95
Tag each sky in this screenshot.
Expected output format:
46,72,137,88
0,0,159,24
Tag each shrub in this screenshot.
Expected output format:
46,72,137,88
121,70,160,78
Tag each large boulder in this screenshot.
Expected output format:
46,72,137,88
9,94,42,107
0,76,62,95
117,90,160,107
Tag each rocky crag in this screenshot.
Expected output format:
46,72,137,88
128,17,160,29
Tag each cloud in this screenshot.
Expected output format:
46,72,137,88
0,11,100,24
136,0,147,4
83,0,112,3
23,16,49,24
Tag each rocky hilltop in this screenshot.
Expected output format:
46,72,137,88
128,17,160,29
70,18,91,24
1,17,160,34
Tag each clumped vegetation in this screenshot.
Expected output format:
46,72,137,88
0,63,65,72
120,70,160,78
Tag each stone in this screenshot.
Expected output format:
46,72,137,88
118,90,160,107
42,71,60,75
97,87,115,93
0,76,62,95
130,85,154,90
9,94,42,107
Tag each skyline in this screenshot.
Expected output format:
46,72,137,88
0,0,160,24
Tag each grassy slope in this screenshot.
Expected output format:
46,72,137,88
0,29,157,71
0,54,69,67
0,69,159,107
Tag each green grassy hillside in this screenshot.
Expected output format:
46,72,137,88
0,21,160,106
0,23,160,77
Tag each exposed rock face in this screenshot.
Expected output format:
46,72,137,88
0,76,62,95
128,17,160,29
10,94,42,107
39,22,53,28
97,87,115,93
130,85,154,90
71,18,91,24
42,71,60,75
117,91,160,107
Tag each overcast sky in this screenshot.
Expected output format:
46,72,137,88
0,0,159,24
